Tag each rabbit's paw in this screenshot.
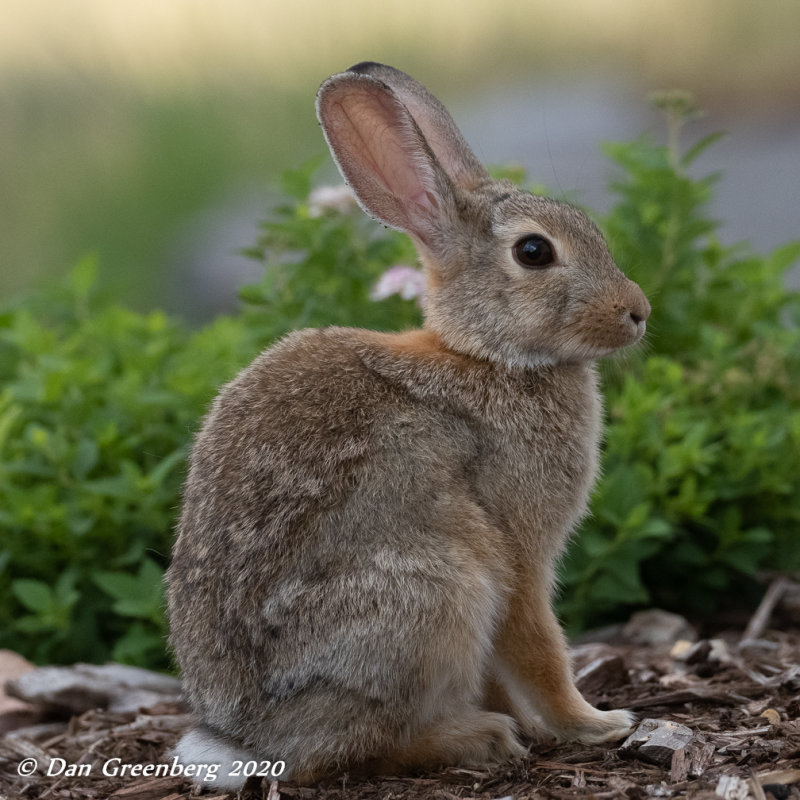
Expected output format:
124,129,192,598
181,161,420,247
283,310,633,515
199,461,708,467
562,708,636,744
171,727,260,790
478,712,528,761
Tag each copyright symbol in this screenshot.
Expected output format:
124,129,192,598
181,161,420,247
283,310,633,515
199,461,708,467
17,758,37,776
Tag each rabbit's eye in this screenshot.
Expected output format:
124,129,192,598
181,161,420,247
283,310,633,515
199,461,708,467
513,235,555,269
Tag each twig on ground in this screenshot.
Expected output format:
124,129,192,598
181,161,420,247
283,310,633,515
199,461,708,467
742,576,794,643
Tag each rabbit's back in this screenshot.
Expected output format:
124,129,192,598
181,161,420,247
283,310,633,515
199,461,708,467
168,329,497,731
170,325,600,588
169,327,486,584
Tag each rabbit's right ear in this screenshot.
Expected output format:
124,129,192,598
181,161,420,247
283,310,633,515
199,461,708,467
316,72,456,251
346,62,489,191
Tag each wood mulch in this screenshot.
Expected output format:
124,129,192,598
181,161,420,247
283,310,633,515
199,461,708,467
2,582,799,799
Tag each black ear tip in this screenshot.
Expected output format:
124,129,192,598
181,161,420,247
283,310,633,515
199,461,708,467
347,61,387,74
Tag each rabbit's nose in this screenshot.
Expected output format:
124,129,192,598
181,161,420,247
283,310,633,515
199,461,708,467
626,283,651,326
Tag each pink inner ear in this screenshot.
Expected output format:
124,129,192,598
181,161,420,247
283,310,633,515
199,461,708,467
323,83,441,239
338,94,426,199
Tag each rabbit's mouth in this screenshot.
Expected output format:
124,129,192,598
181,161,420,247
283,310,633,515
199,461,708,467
623,313,649,346
544,308,648,364
597,313,649,353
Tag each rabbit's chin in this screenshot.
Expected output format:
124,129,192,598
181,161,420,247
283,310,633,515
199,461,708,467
546,331,647,366
486,345,611,371
441,325,645,370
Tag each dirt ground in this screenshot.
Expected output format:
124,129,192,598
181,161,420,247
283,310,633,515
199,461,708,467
2,606,799,800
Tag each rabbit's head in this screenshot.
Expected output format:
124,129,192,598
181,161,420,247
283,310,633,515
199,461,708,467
317,62,650,368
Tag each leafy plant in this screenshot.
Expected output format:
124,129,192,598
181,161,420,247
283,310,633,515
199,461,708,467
2,97,798,669
0,258,257,666
559,93,800,628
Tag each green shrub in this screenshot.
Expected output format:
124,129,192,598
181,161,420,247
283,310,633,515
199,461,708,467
2,98,798,668
0,259,257,666
559,94,800,628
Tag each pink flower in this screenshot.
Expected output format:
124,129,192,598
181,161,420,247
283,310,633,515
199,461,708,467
308,184,357,217
371,265,426,306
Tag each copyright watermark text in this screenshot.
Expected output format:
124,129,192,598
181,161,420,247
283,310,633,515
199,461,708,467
16,755,285,783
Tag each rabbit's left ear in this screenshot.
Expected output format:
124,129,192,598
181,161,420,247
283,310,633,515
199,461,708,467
316,71,455,250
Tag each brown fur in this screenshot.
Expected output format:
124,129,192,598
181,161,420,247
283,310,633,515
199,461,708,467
166,62,649,787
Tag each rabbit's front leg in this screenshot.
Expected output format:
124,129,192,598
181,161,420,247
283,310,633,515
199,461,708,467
492,581,634,744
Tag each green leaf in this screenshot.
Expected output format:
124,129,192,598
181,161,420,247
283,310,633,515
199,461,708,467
638,517,673,541
237,283,268,305
765,240,800,277
94,558,164,622
15,614,59,634
54,571,80,610
595,463,653,527
280,153,326,200
72,438,99,479
145,448,185,488
591,561,650,606
0,400,22,455
12,579,55,613
681,131,727,167
110,622,167,667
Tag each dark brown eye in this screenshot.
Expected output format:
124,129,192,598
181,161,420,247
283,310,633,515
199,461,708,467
513,235,555,269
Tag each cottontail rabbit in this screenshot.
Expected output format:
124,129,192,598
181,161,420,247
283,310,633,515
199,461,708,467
166,61,649,789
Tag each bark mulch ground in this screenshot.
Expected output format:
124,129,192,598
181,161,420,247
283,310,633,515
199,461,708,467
2,585,799,799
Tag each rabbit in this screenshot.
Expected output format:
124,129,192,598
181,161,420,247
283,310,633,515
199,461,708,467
166,61,650,790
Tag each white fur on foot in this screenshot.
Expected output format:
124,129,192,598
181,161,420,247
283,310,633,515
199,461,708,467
171,727,258,790
572,708,637,744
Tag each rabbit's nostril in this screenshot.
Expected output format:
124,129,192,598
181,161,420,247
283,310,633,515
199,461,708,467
623,281,651,325
629,310,645,326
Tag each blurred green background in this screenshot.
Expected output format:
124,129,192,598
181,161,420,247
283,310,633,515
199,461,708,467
3,0,800,316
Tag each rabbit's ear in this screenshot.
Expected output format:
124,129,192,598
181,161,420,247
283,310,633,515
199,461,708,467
346,62,489,190
317,72,455,250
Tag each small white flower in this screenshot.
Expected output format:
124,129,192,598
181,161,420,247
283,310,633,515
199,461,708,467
371,265,427,306
308,184,357,217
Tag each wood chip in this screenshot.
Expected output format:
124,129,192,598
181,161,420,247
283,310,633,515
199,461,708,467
107,776,185,799
0,649,39,733
754,768,800,785
573,650,628,695
571,768,586,787
690,741,717,777
715,774,750,799
627,687,741,710
620,718,694,767
670,746,689,782
671,639,695,660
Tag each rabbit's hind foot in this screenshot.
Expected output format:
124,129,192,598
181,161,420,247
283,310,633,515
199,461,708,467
375,708,526,775
170,726,260,790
